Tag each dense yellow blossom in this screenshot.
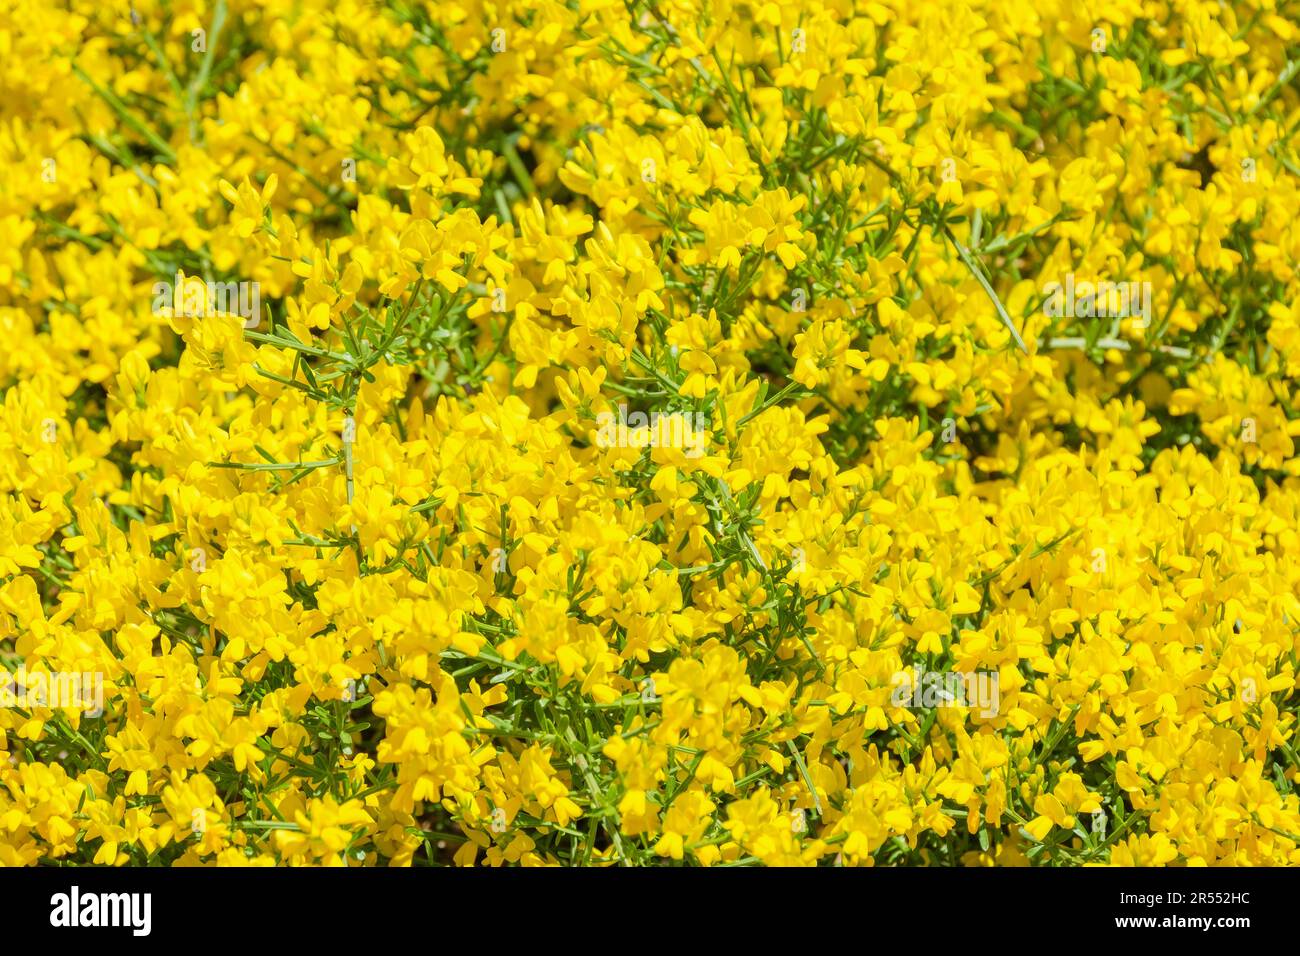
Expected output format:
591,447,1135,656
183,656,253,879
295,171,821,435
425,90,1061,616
2,0,1299,867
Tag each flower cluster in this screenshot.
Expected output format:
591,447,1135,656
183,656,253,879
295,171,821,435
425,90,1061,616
2,0,1300,867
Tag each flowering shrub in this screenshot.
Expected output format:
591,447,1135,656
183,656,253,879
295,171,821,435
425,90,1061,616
3,0,1300,867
